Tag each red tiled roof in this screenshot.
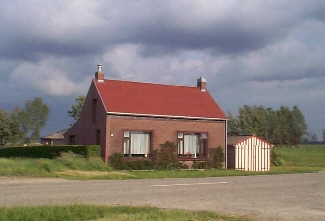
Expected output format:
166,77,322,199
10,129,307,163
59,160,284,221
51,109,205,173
94,79,226,119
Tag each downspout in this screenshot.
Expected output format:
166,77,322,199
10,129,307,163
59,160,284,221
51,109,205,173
225,119,228,169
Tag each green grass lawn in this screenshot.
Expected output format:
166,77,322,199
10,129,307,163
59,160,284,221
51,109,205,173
274,144,325,167
0,205,252,221
0,144,324,180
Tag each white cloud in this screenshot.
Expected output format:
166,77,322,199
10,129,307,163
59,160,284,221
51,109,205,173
10,59,89,96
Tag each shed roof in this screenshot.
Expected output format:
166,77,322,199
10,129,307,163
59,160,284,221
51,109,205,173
227,135,271,146
93,79,226,119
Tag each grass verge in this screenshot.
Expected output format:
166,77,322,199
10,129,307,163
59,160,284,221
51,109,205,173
0,204,252,221
0,144,324,180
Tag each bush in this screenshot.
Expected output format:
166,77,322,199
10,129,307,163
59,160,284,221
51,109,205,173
192,161,210,169
0,145,101,159
272,157,286,167
208,146,224,169
152,141,183,170
108,141,188,170
126,160,154,170
271,148,286,167
108,153,127,170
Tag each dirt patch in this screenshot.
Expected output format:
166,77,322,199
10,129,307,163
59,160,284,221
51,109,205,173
56,170,136,177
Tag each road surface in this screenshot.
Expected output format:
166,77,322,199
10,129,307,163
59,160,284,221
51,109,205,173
1,172,324,220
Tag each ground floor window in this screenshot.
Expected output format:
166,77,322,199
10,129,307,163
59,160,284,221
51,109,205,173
177,132,207,158
124,131,151,157
68,135,76,145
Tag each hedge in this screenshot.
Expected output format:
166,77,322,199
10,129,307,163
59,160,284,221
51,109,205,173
0,145,101,159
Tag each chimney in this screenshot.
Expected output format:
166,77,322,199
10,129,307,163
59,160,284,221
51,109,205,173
197,76,206,92
95,64,104,83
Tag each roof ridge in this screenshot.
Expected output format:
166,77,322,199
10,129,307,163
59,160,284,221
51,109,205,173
94,78,198,89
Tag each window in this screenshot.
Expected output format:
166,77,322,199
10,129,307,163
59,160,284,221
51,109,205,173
96,129,100,145
177,132,207,158
124,131,151,157
69,135,76,145
92,99,97,123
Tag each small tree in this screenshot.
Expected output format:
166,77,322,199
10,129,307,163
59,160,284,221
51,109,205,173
311,134,318,143
9,98,50,144
68,95,85,122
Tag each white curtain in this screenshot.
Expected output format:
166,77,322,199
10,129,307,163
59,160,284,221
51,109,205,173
184,134,199,154
178,140,184,154
123,139,130,154
130,132,150,154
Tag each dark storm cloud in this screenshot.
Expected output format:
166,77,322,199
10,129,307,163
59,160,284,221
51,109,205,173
1,38,101,62
250,68,325,83
1,0,325,137
0,1,302,60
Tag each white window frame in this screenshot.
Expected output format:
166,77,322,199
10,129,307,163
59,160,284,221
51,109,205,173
177,132,208,158
124,131,151,157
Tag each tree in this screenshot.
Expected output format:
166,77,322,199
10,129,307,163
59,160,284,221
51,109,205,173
68,95,85,122
228,105,307,145
227,111,240,135
290,106,307,144
0,109,11,146
8,108,21,145
322,130,325,143
311,134,318,143
11,106,29,143
15,97,50,143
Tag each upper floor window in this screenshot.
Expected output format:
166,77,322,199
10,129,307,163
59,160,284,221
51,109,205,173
177,132,208,158
92,99,97,123
124,131,151,157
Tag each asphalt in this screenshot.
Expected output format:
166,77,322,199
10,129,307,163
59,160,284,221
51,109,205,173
1,172,325,221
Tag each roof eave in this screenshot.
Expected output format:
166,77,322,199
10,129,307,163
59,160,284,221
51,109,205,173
107,111,227,121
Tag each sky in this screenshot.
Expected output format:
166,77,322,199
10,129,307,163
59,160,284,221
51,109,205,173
0,1,324,140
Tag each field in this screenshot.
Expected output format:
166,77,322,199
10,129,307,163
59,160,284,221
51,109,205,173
274,144,325,167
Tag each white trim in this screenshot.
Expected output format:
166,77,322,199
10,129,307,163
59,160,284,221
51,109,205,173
106,111,227,121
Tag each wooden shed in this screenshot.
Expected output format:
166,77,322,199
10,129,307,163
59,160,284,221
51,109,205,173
227,135,271,171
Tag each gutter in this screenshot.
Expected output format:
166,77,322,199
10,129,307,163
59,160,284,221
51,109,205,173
106,111,227,121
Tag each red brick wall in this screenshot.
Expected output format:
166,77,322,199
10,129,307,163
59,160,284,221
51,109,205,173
106,116,226,158
64,80,107,154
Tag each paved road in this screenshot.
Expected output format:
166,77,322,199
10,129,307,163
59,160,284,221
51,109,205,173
1,172,325,221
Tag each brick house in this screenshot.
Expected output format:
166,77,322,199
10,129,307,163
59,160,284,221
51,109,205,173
64,65,227,164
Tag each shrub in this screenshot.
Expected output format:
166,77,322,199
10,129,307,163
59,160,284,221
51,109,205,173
126,160,154,170
0,145,101,159
108,141,188,170
152,141,188,170
272,157,286,167
152,141,178,170
108,153,127,170
208,146,225,169
192,161,210,169
271,148,285,167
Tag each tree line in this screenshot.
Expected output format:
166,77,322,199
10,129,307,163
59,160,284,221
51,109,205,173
227,105,308,145
0,97,50,146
